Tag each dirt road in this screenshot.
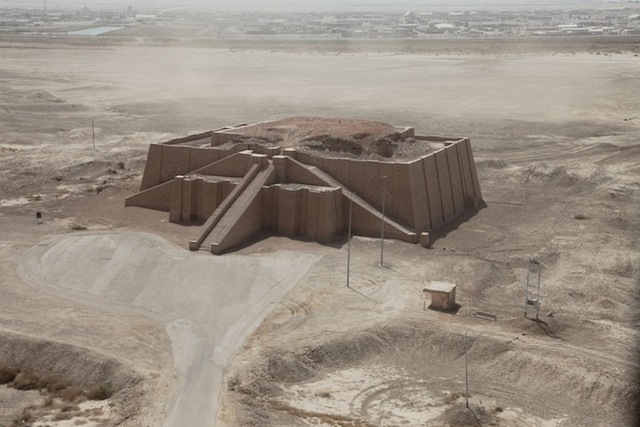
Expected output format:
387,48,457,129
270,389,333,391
17,232,318,426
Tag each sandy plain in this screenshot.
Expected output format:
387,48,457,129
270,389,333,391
0,36,638,426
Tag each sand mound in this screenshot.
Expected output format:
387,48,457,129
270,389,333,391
0,85,58,102
478,161,615,196
0,331,143,426
476,158,510,169
436,403,498,426
229,322,638,426
228,116,408,159
504,316,565,339
517,162,609,187
1,103,90,114
231,325,501,399
0,331,137,392
0,85,90,114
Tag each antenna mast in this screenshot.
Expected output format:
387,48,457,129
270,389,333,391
524,259,542,319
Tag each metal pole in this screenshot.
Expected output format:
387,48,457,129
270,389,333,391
380,175,386,266
464,332,469,408
347,196,352,287
524,268,529,318
536,262,541,320
92,119,96,151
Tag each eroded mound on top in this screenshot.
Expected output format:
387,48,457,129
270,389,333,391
226,116,415,159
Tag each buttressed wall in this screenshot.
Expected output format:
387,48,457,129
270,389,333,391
125,118,482,254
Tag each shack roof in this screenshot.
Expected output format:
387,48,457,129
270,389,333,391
423,281,456,293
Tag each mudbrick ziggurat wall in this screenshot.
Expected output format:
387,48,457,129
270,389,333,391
125,117,482,254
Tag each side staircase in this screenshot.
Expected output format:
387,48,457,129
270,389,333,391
291,159,418,243
204,164,275,254
189,161,276,254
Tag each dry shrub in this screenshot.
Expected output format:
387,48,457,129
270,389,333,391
441,403,494,426
352,132,370,140
606,257,635,279
43,396,55,407
11,408,34,425
87,407,104,416
85,381,113,400
75,419,88,425
43,372,72,393
477,158,508,169
4,366,78,394
0,364,19,384
59,385,85,402
54,411,75,420
227,375,240,391
12,370,46,390
54,379,115,402
269,401,371,426
267,353,314,383
12,369,76,393
61,404,80,412
443,392,462,405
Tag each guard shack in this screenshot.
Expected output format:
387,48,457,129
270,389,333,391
423,281,457,311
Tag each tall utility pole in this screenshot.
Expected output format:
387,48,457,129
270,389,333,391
380,175,387,266
464,332,469,408
91,119,96,151
346,196,353,287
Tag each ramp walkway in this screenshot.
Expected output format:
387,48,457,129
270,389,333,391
205,163,275,254
189,162,276,254
189,163,260,252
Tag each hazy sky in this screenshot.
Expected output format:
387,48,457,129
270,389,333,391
3,0,625,6
2,0,632,12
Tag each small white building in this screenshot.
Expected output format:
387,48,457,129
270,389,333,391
423,281,457,311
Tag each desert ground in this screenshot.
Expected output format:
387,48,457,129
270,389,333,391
0,36,638,426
